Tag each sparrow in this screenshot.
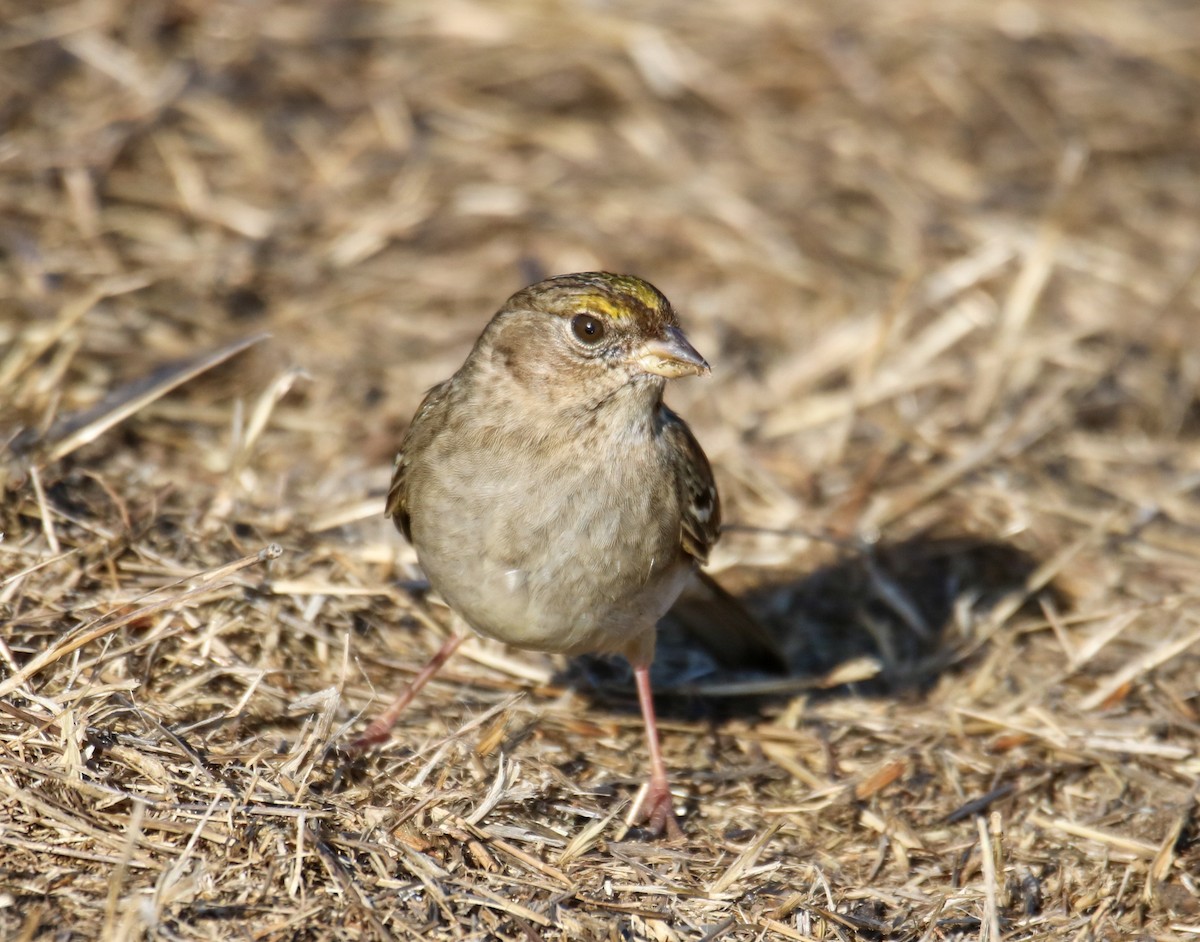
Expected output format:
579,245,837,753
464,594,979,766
361,272,781,836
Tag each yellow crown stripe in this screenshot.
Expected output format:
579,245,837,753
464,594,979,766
579,293,631,320
609,276,664,307
578,279,664,319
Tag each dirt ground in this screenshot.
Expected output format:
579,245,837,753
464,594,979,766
2,0,1200,939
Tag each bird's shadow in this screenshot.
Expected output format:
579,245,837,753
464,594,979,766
561,535,1062,723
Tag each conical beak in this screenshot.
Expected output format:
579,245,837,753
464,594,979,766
637,326,710,379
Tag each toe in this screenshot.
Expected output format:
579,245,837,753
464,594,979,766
629,779,684,839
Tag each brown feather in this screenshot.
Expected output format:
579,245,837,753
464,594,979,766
671,570,788,673
661,406,720,564
385,379,454,543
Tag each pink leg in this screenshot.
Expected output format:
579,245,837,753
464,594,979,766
627,663,683,839
351,633,465,751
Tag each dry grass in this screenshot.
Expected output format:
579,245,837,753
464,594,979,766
3,0,1200,939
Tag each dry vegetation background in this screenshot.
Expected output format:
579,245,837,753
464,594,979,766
2,0,1200,939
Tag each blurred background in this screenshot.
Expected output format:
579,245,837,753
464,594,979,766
5,0,1196,536
3,0,1200,937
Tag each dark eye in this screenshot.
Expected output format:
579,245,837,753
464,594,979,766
571,313,605,345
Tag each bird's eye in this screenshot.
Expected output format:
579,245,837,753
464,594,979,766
571,313,605,345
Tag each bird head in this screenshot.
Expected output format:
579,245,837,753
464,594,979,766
477,272,709,410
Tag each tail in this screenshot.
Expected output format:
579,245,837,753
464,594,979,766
671,570,788,673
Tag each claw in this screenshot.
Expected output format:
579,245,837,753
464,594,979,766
628,775,684,839
351,633,465,753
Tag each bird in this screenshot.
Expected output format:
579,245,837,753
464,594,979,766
359,271,780,837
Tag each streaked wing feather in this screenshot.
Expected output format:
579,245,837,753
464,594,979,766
660,410,787,672
661,407,720,564
385,379,453,543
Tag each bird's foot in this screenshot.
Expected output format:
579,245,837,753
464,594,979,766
627,775,684,840
347,718,393,754
346,633,466,755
